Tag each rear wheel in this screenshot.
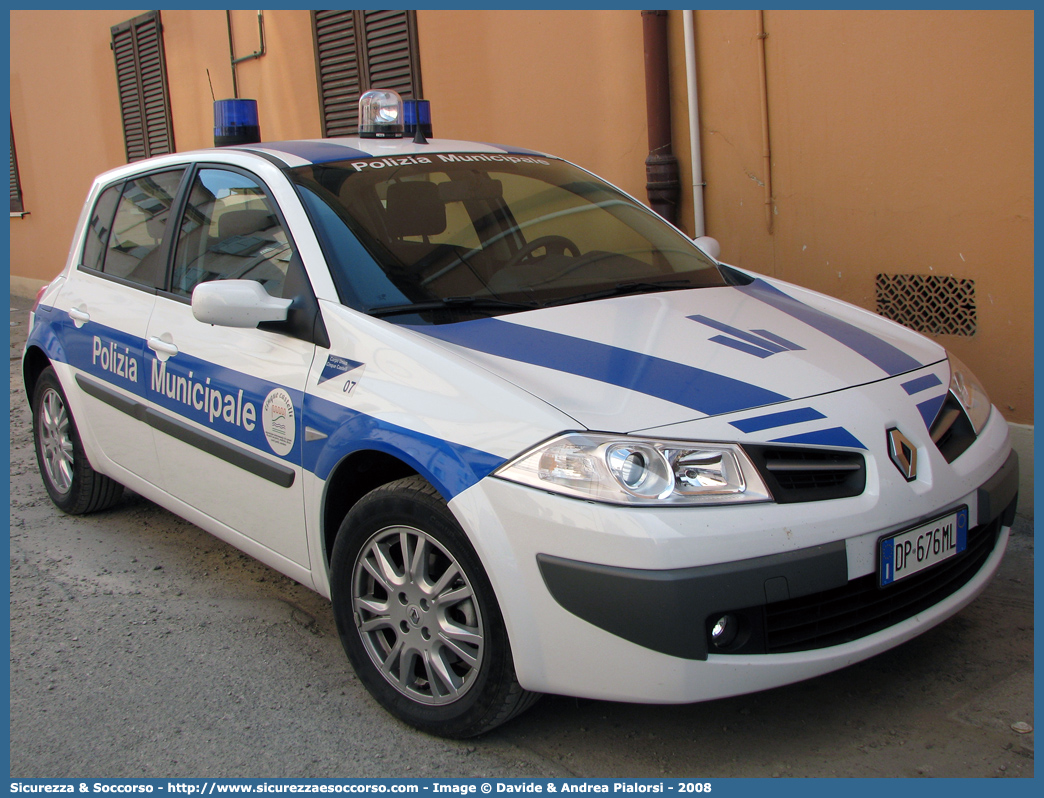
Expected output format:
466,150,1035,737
330,476,538,737
32,367,123,514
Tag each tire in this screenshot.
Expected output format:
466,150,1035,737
330,476,539,737
32,366,123,515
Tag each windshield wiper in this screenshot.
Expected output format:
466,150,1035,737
367,296,541,318
546,278,695,307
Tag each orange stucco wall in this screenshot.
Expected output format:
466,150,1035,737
679,10,1033,423
8,9,1033,423
416,10,649,204
9,9,321,292
10,10,135,282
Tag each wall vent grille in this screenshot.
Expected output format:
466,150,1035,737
875,273,977,336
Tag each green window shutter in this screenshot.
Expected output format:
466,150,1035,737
361,10,422,100
313,10,422,138
10,119,24,213
313,10,364,137
111,11,175,162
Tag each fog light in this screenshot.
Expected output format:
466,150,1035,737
711,614,738,648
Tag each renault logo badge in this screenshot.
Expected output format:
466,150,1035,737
887,428,918,481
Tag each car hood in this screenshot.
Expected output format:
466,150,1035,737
406,275,947,433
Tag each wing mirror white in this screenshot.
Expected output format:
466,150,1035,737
694,236,721,261
192,280,292,328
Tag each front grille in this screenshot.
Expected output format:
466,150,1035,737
711,517,1001,655
744,445,866,503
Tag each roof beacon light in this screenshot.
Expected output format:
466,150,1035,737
403,99,433,142
214,99,261,147
358,89,404,139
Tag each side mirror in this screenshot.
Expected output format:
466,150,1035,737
192,280,292,328
694,236,721,261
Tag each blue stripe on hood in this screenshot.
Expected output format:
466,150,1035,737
739,279,923,376
411,318,789,417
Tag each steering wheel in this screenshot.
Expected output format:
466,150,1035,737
503,235,581,270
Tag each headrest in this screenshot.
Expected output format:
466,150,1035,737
218,208,275,240
145,214,168,241
385,181,446,238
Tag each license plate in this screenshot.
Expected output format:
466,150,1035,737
879,507,968,586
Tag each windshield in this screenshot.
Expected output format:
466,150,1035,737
287,153,725,324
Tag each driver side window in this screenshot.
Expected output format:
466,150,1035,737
171,168,293,299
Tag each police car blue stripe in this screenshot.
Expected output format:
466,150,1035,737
770,426,866,450
303,393,505,500
902,373,943,395
690,315,788,353
730,407,826,433
917,395,947,429
739,280,923,376
33,308,501,501
251,140,373,164
412,318,790,417
751,328,804,352
708,335,776,359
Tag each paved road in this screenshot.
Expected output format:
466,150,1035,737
8,295,1034,778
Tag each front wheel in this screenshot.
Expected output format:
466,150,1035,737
330,476,538,737
32,366,123,514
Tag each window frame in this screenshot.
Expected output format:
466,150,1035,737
168,165,296,302
77,166,189,295
157,161,328,346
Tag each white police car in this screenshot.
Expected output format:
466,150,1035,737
24,90,1018,738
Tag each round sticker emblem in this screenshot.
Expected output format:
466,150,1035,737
261,388,296,456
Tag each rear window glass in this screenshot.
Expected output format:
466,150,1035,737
81,169,185,289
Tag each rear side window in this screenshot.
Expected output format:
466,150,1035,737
170,168,293,299
81,169,185,289
81,185,121,272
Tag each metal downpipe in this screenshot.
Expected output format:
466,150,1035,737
642,10,681,226
683,10,705,238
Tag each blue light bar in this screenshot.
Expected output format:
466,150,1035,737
403,99,433,139
214,99,261,147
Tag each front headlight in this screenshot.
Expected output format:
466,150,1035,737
494,433,772,506
948,352,991,434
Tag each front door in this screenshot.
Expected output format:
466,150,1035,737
142,166,317,568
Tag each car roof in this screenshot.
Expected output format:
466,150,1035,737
234,137,552,168
85,137,557,190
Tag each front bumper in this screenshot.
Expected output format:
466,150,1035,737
539,451,1016,661
448,409,1016,703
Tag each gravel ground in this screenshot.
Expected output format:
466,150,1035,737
7,293,1034,778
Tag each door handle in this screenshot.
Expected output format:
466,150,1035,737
148,336,179,360
68,307,90,328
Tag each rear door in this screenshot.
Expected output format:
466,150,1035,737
52,168,185,486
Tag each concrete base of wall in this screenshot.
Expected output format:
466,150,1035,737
11,275,48,299
1008,423,1033,518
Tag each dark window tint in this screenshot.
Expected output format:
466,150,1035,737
81,185,121,272
95,169,184,287
171,169,292,299
287,156,723,323
312,10,422,137
111,11,175,162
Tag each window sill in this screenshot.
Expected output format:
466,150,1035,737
10,211,29,218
